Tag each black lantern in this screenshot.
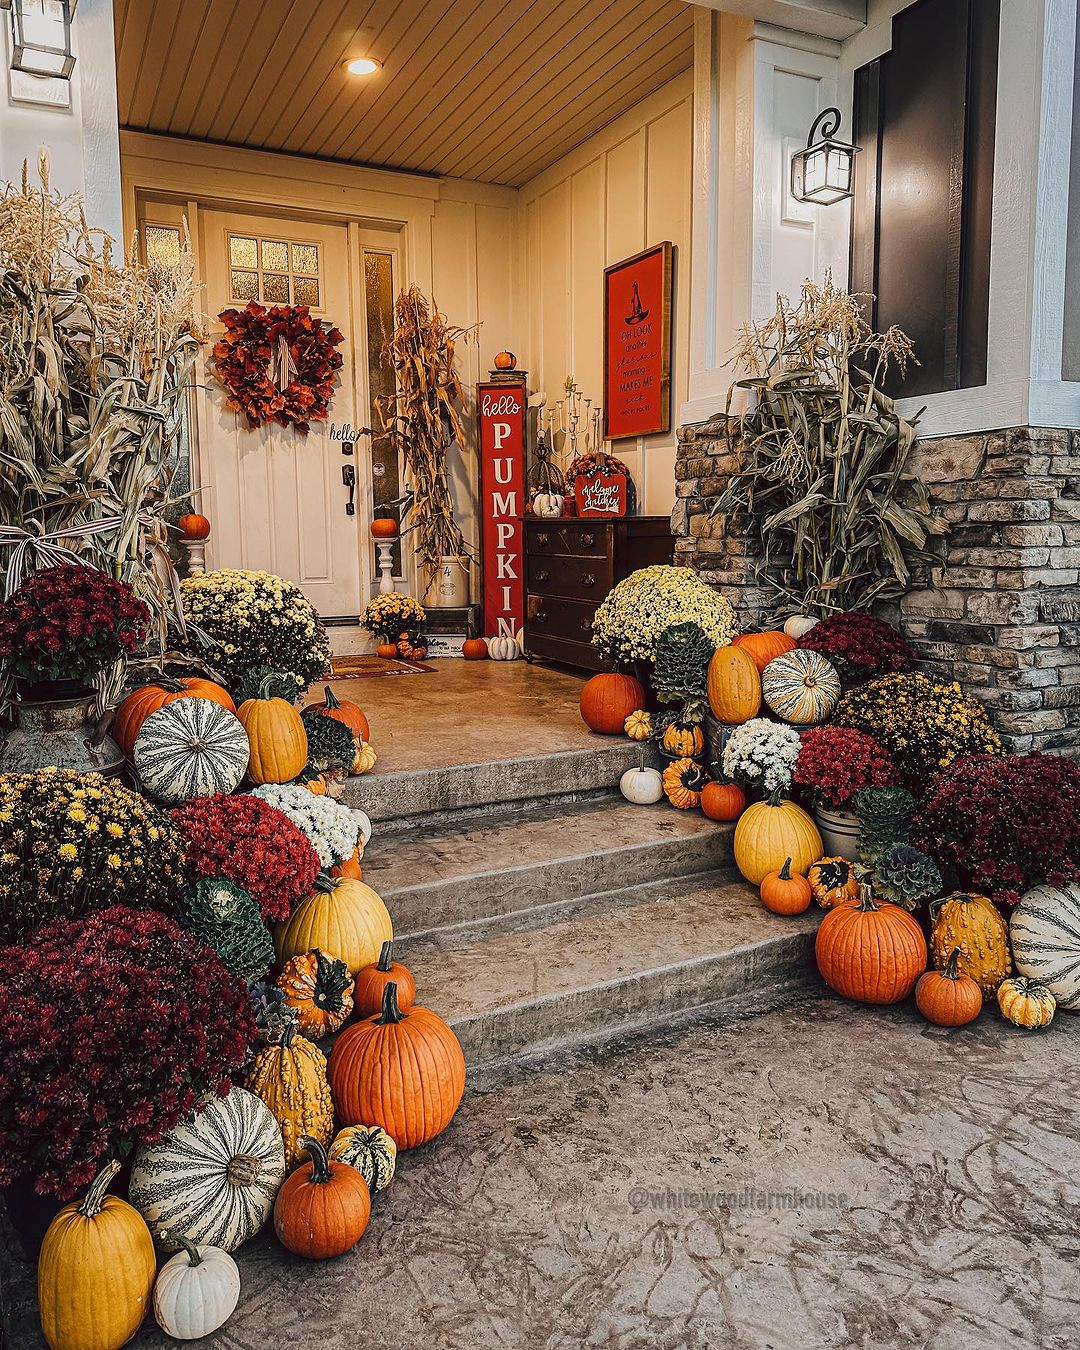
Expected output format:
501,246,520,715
790,107,859,206
2,0,76,80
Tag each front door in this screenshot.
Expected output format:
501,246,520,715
199,210,362,620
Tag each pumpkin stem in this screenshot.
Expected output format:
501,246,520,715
766,787,784,808
943,947,963,981
162,1229,203,1266
226,1154,262,1187
77,1159,121,1218
298,1135,332,1183
376,940,394,972
257,670,291,702
778,857,793,881
855,883,880,912
322,685,342,711
314,871,340,895
376,980,406,1025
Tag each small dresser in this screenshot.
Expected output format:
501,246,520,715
524,517,673,671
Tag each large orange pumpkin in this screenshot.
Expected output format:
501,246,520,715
113,677,236,757
305,685,370,742
328,982,466,1150
732,631,797,673
707,645,761,724
579,672,647,735
237,676,308,785
815,887,927,1005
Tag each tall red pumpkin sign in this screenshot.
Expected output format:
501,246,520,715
477,382,525,641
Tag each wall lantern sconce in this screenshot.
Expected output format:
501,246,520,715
1,0,77,80
790,107,859,206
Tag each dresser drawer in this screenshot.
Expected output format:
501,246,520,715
526,523,611,559
527,593,598,644
527,552,614,601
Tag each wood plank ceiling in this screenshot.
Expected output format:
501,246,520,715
113,0,695,188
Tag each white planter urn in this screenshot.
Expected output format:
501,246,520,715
423,555,470,608
815,806,860,861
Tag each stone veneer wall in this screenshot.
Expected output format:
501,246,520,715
672,420,1080,756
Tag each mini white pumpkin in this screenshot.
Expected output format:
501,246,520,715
488,634,521,661
783,614,819,640
532,491,564,518
1010,882,1080,1009
134,697,249,803
153,1233,240,1340
620,763,664,805
354,808,373,850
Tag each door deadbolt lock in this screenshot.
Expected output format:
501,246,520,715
342,463,356,516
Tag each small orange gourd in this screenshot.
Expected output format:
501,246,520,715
353,940,416,1018
915,948,982,1027
700,781,745,822
759,857,812,915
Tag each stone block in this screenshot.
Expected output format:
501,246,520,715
924,620,996,646
960,547,1050,568
933,567,997,590
1001,524,1065,547
966,499,1052,522
900,589,967,619
947,523,1000,548
1040,597,1080,623
978,688,1044,711
994,708,1067,733
1033,648,1080,669
911,435,987,483
1043,685,1080,709
1060,624,1080,647
967,591,1044,625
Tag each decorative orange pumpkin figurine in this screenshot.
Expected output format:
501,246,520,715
177,512,211,540
273,1135,371,1259
700,780,746,822
353,940,416,1018
305,685,370,743
915,948,982,1027
328,982,466,1150
815,885,927,1005
376,642,399,660
462,636,488,660
493,350,517,370
759,857,812,915
579,672,647,735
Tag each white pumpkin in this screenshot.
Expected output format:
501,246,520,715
533,491,564,518
488,634,521,661
620,764,664,805
783,614,819,640
354,808,373,850
129,1088,285,1253
1010,882,1080,1010
153,1235,240,1340
134,697,249,803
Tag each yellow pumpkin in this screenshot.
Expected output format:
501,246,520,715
38,1159,156,1350
624,709,653,741
661,721,705,758
929,891,1011,999
275,872,393,977
237,675,308,784
707,644,761,724
352,740,378,775
733,796,823,885
244,1022,334,1168
997,976,1056,1029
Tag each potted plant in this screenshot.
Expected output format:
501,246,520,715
792,725,897,859
360,593,426,656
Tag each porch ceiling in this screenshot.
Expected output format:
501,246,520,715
112,0,695,188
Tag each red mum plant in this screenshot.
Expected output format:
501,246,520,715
172,793,320,922
0,564,150,684
0,905,255,1199
793,725,898,811
916,752,1080,906
798,611,914,685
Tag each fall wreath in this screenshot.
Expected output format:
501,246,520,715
213,300,345,433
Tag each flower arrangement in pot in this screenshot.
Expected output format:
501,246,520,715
792,725,897,860
360,592,426,658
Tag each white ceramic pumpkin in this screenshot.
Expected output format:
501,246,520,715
533,492,564,518
761,649,840,725
488,634,521,661
129,1088,285,1253
783,614,820,640
134,697,249,803
620,764,664,805
1010,882,1080,1010
153,1234,240,1340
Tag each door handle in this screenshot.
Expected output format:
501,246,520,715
342,463,356,516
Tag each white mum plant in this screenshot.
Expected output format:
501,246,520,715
250,784,360,868
722,718,802,797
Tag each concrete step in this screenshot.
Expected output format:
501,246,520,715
343,740,662,829
364,796,736,937
397,871,820,1071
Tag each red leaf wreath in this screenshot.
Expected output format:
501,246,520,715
212,300,345,433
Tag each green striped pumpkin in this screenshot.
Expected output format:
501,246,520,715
134,696,250,803
328,1123,398,1193
761,649,840,725
1010,882,1080,1009
129,1088,285,1252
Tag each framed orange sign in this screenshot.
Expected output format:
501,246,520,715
603,241,673,441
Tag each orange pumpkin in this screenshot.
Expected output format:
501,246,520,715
732,631,797,673
760,857,812,914
815,887,927,1005
370,517,400,539
700,781,745,822
305,685,370,742
330,846,363,880
353,940,416,1018
376,643,399,660
177,512,211,540
237,676,308,785
579,673,647,735
328,982,466,1150
707,645,761,724
113,677,236,758
493,350,517,370
915,948,982,1027
273,1135,370,1259
461,637,488,660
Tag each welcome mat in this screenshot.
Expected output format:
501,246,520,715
327,655,436,679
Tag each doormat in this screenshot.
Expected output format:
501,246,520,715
326,655,436,679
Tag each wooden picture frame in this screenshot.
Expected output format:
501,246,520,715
603,241,674,440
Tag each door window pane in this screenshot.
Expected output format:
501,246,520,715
293,276,320,307
145,224,181,269
231,269,259,301
260,239,289,271
227,234,323,308
229,235,258,268
365,251,400,576
262,272,290,303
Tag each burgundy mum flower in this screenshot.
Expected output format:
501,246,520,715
793,725,897,811
798,611,915,684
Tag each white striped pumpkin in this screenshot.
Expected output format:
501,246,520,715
1010,882,1080,1010
328,1124,397,1193
761,650,840,725
134,697,250,803
129,1088,285,1252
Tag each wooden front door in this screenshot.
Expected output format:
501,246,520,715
199,210,363,620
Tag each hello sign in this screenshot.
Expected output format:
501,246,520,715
477,382,525,641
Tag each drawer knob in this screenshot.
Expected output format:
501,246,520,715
581,572,595,588
536,532,549,546
581,532,595,546
536,608,548,623
536,568,550,584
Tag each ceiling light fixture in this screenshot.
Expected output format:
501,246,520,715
344,57,380,76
